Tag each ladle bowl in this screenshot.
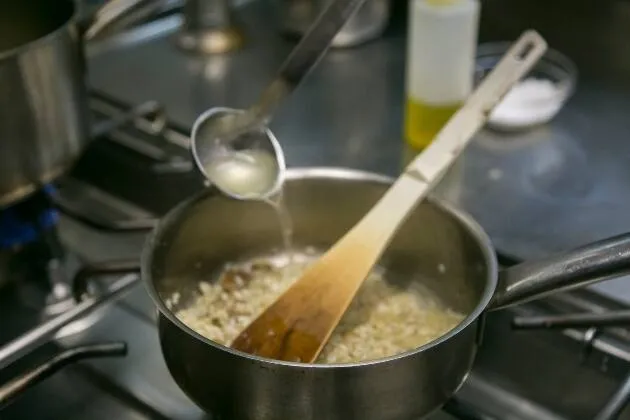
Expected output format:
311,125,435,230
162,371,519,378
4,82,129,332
190,107,286,200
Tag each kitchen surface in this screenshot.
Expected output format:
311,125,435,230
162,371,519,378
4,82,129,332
3,0,630,419
88,0,630,270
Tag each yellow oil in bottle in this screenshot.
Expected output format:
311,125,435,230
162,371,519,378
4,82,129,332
404,0,479,150
404,98,462,150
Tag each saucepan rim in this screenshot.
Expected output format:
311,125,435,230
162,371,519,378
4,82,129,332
0,0,77,62
142,167,498,368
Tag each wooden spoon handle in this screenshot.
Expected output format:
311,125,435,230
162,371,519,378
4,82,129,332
406,30,547,186
348,30,548,257
230,30,548,364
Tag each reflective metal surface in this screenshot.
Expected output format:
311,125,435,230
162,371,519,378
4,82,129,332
177,0,244,54
460,0,630,262
0,342,127,408
595,373,630,420
0,0,89,207
492,233,630,309
86,0,630,304
0,0,156,208
513,310,630,331
0,274,137,370
191,107,286,200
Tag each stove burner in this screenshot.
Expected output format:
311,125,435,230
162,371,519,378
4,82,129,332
0,185,107,339
0,185,58,250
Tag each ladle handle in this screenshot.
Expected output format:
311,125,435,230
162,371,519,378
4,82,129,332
251,0,369,122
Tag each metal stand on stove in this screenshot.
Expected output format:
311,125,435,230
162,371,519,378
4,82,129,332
0,93,165,408
514,307,630,419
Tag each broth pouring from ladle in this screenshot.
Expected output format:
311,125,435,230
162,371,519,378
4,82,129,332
191,107,295,259
191,107,285,201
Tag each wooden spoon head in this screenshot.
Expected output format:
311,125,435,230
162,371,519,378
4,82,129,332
231,241,378,363
230,293,330,363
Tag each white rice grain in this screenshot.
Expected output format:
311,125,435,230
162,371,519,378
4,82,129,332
173,252,464,364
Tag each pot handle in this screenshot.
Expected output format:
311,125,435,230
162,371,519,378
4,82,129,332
490,233,630,310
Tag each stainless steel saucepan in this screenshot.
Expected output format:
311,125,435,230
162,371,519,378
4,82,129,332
143,168,630,420
0,0,157,208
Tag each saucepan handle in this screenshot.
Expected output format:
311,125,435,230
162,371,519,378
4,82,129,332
489,233,630,310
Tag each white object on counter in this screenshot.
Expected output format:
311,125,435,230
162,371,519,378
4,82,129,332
406,0,480,106
487,77,565,131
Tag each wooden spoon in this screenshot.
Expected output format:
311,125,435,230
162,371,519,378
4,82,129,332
231,30,548,363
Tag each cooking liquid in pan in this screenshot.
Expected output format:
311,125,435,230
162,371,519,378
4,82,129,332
262,192,295,267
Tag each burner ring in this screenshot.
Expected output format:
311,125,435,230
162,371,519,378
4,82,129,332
0,185,59,250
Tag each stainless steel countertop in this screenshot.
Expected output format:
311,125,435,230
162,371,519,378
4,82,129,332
87,0,630,300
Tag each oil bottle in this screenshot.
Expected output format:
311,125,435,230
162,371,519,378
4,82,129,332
404,0,480,150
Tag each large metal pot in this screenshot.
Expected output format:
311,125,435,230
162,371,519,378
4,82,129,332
143,168,630,420
0,0,154,208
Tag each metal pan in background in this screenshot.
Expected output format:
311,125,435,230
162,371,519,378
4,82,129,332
0,0,160,208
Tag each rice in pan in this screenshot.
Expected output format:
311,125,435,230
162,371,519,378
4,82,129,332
171,251,464,364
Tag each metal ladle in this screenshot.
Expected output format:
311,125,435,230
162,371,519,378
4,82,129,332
190,0,369,200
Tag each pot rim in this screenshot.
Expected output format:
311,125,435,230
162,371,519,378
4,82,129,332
142,167,498,368
0,1,77,63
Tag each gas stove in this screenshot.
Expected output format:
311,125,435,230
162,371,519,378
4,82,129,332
3,170,630,420
3,0,630,419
